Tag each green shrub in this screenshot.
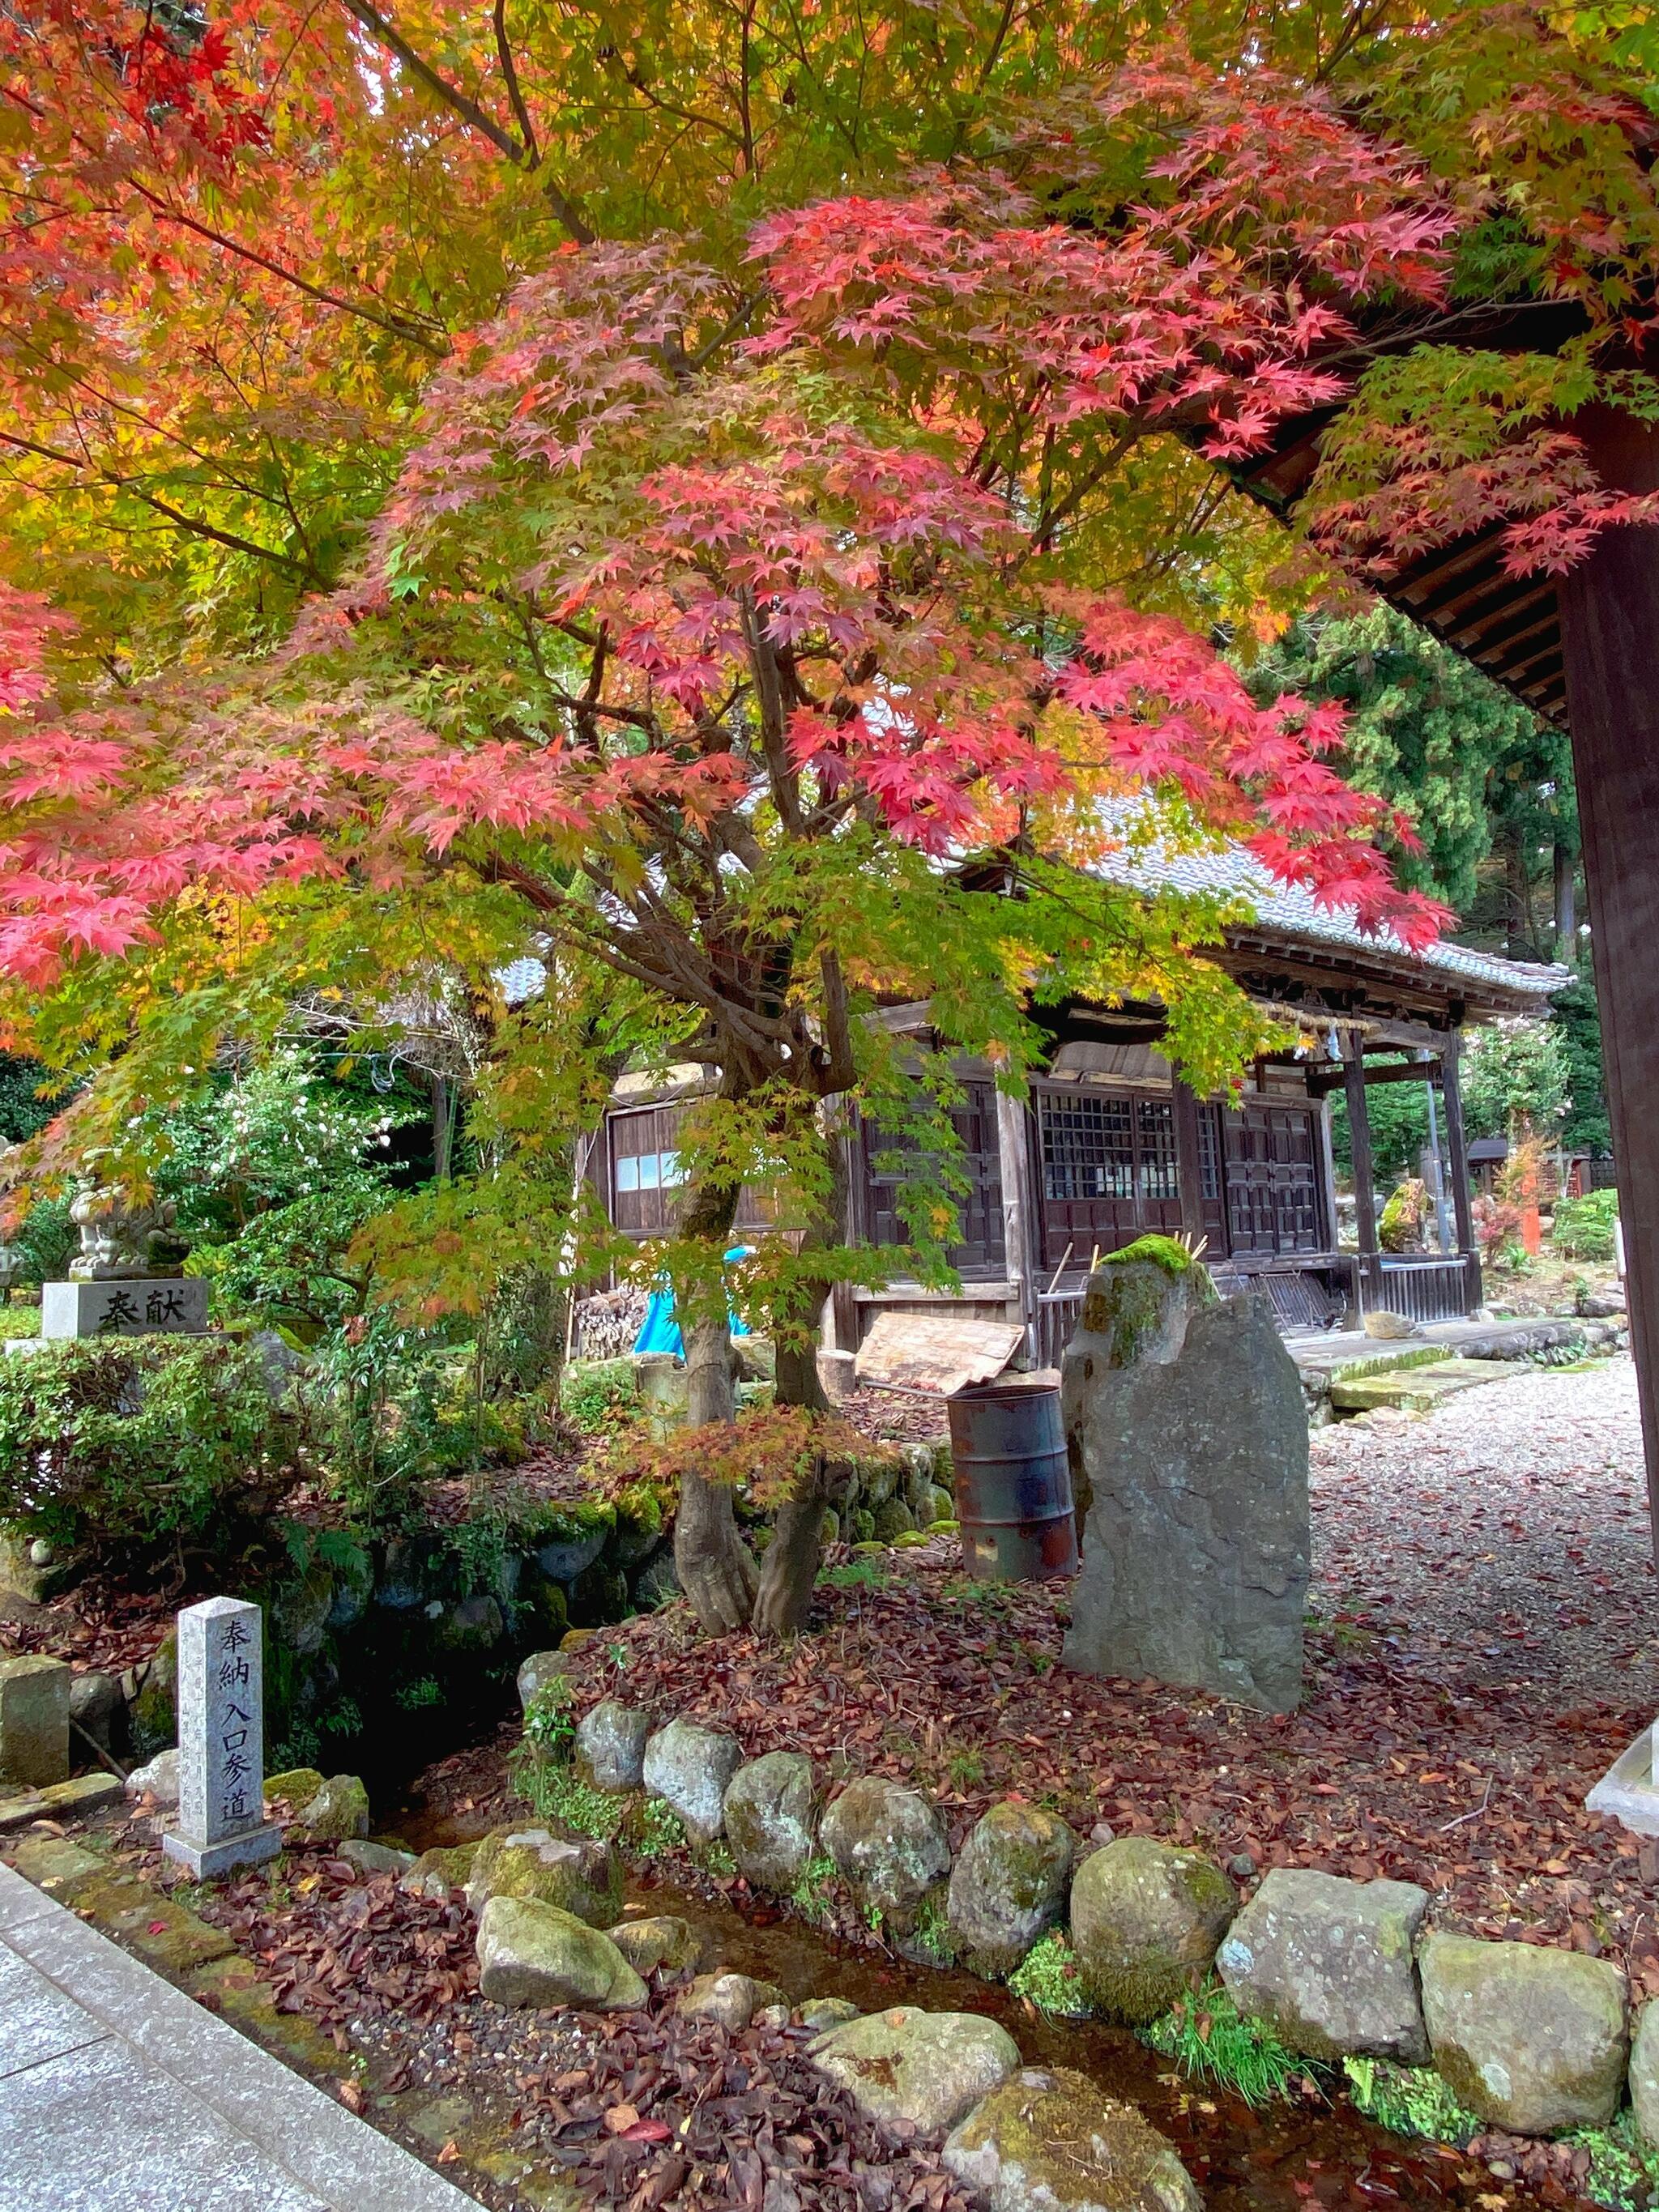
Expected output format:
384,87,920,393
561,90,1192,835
0,1336,293,1557
560,1358,638,1434
1553,1188,1619,1262
1341,2056,1482,2146
1141,1981,1311,2108
12,1196,75,1286
1009,1932,1092,2017
521,1677,578,1762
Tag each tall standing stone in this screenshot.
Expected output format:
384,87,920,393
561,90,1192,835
0,1655,70,1786
1061,1250,1309,1714
162,1598,282,1879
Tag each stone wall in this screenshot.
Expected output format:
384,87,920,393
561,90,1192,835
529,1679,1658,2168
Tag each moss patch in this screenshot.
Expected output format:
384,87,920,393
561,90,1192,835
1105,1234,1197,1275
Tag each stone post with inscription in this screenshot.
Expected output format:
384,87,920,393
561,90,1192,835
162,1597,282,1879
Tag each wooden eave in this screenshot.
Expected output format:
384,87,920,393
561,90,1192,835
1223,298,1592,731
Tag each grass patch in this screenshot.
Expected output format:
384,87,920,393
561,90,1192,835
1567,2112,1659,2212
629,1796,686,1860
1346,2065,1659,2212
512,1748,625,1840
905,1892,956,1967
790,1852,839,1925
1141,1981,1311,2108
1009,1932,1092,2018
818,1558,889,1592
1342,2056,1481,2146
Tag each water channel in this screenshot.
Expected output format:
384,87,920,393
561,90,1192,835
398,1772,1516,2212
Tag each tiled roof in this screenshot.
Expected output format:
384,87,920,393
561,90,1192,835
1093,834,1568,1001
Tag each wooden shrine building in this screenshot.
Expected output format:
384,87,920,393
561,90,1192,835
591,842,1564,1364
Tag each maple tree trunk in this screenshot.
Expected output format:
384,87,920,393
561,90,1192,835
752,1455,836,1638
672,1172,759,1636
749,1131,844,1636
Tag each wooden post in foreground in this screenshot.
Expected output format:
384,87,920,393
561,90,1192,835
1557,409,1659,1559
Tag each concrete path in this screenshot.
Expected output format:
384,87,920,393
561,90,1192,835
0,1859,478,2212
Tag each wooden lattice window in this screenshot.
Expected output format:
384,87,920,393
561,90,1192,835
1137,1097,1179,1202
1039,1091,1135,1201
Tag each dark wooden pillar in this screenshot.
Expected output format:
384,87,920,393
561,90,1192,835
1557,407,1659,1558
1171,1076,1207,1250
1439,1032,1482,1311
1343,1033,1384,1310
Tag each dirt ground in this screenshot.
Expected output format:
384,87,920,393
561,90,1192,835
521,1353,1659,2001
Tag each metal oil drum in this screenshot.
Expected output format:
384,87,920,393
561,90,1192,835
945,1372,1078,1583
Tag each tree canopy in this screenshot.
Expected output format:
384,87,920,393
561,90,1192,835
3,0,1657,1626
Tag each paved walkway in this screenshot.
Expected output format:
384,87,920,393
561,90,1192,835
0,1859,477,2212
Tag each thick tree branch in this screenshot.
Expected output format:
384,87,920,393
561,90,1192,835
0,430,326,581
493,0,539,165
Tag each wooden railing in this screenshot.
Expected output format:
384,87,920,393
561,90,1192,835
1034,1285,1087,1371
1374,1254,1474,1324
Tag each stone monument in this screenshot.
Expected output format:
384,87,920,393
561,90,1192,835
41,1158,207,1340
1060,1244,1309,1714
162,1596,282,1878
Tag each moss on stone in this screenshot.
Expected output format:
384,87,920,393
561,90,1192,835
1105,1234,1196,1275
1071,1838,1236,2024
263,1767,326,1808
948,2065,1201,2212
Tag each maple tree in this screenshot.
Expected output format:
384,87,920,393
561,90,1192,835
3,2,1659,1632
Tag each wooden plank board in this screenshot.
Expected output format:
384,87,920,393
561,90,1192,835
854,1311,1024,1396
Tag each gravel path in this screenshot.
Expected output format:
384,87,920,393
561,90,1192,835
1310,1354,1657,1709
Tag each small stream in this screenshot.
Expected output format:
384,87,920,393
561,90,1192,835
626,1879,1492,2212
394,1783,1505,2212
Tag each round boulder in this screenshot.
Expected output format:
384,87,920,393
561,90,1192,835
292,1774,371,1843
400,1841,480,1901
821,1776,950,1924
1068,1838,1235,2023
642,1718,744,1842
476,1896,646,2012
465,1826,623,1928
1217,1869,1430,2063
808,2005,1021,2134
1419,1932,1628,2135
69,1670,126,1758
676,1971,787,2031
575,1700,651,1792
723,1751,819,1891
949,1801,1076,1980
944,2065,1201,2212
517,1649,574,1711
124,1747,180,1809
607,1916,702,1976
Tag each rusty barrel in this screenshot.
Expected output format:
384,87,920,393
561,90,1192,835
946,1372,1078,1583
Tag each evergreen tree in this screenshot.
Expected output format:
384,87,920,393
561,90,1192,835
1243,605,1575,933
